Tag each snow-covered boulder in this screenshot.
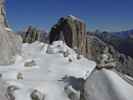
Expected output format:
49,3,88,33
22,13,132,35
46,41,68,54
6,85,19,100
31,89,45,100
24,60,36,67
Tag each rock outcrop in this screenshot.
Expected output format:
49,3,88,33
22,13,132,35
20,26,48,43
87,32,133,77
49,15,133,77
49,15,89,57
0,0,22,65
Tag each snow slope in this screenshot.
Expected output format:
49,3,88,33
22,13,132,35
0,41,133,100
85,69,133,100
0,41,96,100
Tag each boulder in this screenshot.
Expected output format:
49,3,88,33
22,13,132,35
24,60,36,67
49,15,89,57
30,89,45,100
6,85,19,100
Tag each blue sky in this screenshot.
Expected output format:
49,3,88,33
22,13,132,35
6,0,133,32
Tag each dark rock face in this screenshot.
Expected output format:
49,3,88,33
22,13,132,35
0,0,22,65
19,26,48,43
49,15,89,57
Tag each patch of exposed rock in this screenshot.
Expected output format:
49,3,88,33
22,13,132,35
30,89,45,100
6,85,19,100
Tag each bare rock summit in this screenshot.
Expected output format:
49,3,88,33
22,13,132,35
49,15,89,57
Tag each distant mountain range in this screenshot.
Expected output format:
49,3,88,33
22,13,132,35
112,29,133,39
94,29,133,58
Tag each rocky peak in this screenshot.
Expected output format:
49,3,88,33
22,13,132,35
49,15,89,57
